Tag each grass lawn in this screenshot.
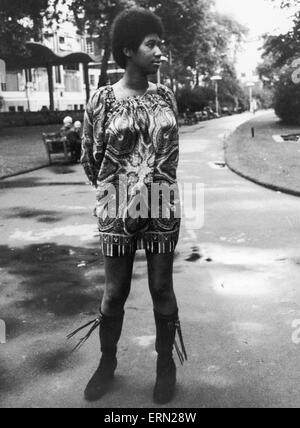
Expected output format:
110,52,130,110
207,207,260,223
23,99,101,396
225,111,300,196
0,124,61,179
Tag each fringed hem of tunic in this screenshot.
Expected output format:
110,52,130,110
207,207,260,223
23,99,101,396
99,230,179,257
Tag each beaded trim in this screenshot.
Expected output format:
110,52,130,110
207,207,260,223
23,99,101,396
99,230,179,257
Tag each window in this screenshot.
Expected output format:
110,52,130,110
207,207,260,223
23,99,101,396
74,104,78,111
9,106,16,112
6,72,19,91
25,69,32,82
55,67,62,84
89,75,96,86
64,71,80,92
63,64,80,71
32,68,49,92
59,36,65,45
80,104,84,110
18,106,24,112
86,40,95,55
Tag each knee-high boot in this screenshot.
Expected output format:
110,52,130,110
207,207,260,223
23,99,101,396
67,311,124,402
153,309,187,405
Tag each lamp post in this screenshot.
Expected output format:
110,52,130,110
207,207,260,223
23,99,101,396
246,81,255,112
0,59,6,92
211,75,222,116
157,55,169,85
0,59,6,113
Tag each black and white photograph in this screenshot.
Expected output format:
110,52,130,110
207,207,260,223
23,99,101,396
0,0,300,411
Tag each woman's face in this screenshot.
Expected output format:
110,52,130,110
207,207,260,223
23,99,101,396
129,33,162,75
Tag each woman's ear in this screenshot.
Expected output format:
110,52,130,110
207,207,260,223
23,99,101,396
123,47,133,60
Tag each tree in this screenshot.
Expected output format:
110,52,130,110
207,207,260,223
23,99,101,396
259,0,300,123
125,0,211,90
262,0,299,68
0,0,49,57
137,0,247,90
273,65,300,124
52,0,246,93
52,0,134,87
257,51,281,87
176,85,215,113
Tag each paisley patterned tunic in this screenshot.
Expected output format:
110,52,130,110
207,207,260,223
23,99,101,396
81,84,180,257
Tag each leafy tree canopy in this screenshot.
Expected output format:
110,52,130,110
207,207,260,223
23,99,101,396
51,0,246,88
0,0,49,57
261,0,299,68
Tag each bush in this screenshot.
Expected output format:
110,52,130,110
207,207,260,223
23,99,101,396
177,86,215,114
252,87,274,109
274,64,300,125
176,74,250,115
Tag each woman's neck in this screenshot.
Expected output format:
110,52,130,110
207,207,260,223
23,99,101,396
121,65,149,91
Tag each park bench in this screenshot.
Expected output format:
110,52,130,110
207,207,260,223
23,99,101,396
42,132,71,164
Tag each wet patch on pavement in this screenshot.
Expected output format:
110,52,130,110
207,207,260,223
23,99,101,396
31,347,74,374
0,243,106,400
0,360,16,395
186,253,202,262
1,316,29,341
1,207,63,222
37,216,62,224
0,177,85,190
185,247,214,263
0,177,44,189
185,246,202,262
208,161,228,170
0,244,105,317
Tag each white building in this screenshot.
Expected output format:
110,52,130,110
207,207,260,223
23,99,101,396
0,22,102,113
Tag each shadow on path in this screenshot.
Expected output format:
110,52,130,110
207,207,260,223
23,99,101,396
0,243,105,320
0,177,86,190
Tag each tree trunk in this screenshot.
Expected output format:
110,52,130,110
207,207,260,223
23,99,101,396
195,69,200,87
46,64,54,111
83,62,90,104
98,37,111,88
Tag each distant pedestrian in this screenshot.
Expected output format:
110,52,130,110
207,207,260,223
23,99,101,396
60,116,73,139
69,7,187,405
67,121,82,163
251,99,258,114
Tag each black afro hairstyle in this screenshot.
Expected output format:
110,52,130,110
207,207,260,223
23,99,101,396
111,7,164,69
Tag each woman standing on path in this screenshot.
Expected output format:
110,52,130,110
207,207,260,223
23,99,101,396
69,7,187,405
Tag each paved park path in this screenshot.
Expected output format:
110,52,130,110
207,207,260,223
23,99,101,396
1,112,300,408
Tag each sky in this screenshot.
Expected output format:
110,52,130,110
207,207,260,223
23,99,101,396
215,0,297,78
215,0,296,36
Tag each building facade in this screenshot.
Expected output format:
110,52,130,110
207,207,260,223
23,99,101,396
0,22,115,113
